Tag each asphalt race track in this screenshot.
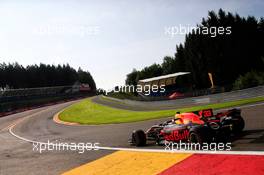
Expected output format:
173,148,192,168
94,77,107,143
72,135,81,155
0,98,264,175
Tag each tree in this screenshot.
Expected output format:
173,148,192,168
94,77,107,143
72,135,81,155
126,69,139,86
126,9,264,89
161,56,176,74
0,63,96,90
77,68,96,90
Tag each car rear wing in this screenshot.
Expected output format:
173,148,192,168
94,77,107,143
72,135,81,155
193,109,214,118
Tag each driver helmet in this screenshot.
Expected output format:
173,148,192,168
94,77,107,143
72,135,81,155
174,112,184,124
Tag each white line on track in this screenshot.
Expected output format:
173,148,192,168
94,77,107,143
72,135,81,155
7,101,264,156
238,102,264,109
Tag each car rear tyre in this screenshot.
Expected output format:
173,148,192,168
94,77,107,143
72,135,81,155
232,116,245,134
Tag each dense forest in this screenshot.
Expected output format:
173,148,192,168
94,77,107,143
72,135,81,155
126,9,264,89
0,63,96,90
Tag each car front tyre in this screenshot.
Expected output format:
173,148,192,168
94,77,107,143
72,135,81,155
132,130,146,147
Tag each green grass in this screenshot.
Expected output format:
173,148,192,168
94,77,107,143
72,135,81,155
59,96,264,125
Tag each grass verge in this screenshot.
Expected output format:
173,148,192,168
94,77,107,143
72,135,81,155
59,96,264,125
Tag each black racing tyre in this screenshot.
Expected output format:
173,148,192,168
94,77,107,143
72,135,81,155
132,130,146,147
216,127,232,143
232,116,245,134
189,131,204,144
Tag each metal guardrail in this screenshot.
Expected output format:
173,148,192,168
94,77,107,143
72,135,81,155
0,86,72,97
109,86,233,101
0,85,94,113
103,86,264,109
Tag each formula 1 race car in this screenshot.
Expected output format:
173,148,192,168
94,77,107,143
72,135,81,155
130,108,245,146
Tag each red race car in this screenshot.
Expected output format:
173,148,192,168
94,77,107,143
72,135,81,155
130,108,245,146
169,92,185,100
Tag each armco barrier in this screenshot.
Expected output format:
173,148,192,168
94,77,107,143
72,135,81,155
102,86,264,109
